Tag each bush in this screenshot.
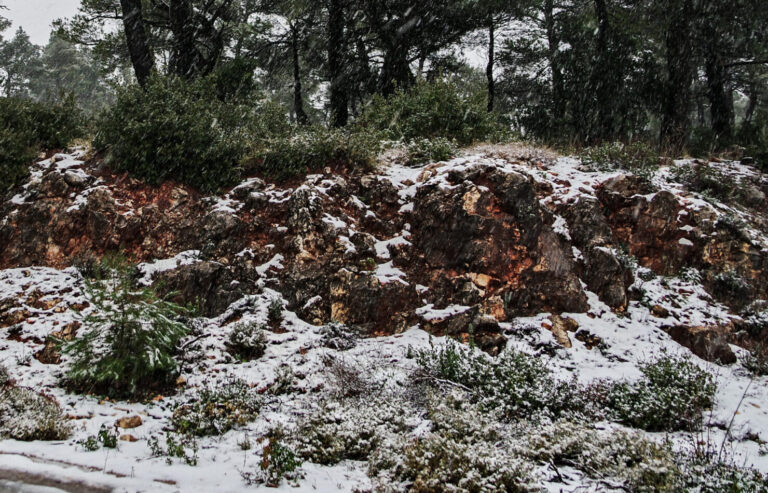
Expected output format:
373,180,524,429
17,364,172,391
0,96,83,193
319,322,359,351
245,127,381,181
604,355,716,432
295,397,414,465
243,431,302,487
414,341,577,420
405,137,458,166
361,80,500,146
61,254,190,398
670,162,746,205
526,421,681,491
79,425,118,451
369,395,534,493
171,378,261,437
0,385,72,441
148,431,198,466
225,322,267,361
581,141,660,182
95,75,261,193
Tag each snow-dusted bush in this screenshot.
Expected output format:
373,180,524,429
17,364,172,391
225,322,267,361
172,378,261,437
603,355,716,432
361,79,500,145
319,322,359,351
0,385,71,441
581,141,659,176
526,421,681,491
414,340,578,420
405,137,458,166
95,75,253,193
369,395,534,493
61,254,190,398
243,431,303,487
245,127,381,181
0,96,83,193
295,396,416,465
679,456,768,492
148,431,198,466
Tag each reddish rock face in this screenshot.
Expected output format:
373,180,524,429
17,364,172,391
3,154,767,351
408,166,588,316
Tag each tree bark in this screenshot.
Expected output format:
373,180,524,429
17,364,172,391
291,25,308,126
486,15,495,112
544,0,564,122
119,0,154,87
328,0,348,127
169,0,196,79
660,0,695,153
593,0,613,141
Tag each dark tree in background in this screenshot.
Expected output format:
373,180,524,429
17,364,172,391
1,0,766,158
119,0,154,86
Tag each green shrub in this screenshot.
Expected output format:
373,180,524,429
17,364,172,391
526,421,681,492
414,341,578,420
680,457,768,492
61,254,190,398
670,162,744,204
95,75,261,193
405,137,458,166
0,96,83,193
361,80,500,145
148,431,198,466
225,322,267,361
171,378,261,437
369,395,533,493
0,385,72,441
251,433,302,487
604,355,716,432
79,424,118,451
581,141,660,182
245,127,381,181
295,397,414,465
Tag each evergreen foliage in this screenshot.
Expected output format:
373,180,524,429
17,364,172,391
62,254,190,398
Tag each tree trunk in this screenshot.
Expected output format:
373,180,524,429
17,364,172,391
119,0,154,87
660,0,694,153
544,0,564,122
745,84,759,124
291,25,308,126
328,0,348,127
486,16,495,113
704,43,732,147
593,0,613,141
379,40,411,95
169,0,196,79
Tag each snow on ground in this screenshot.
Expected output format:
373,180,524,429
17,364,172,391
2,149,768,491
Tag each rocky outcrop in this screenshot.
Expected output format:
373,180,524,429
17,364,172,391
409,166,588,316
2,150,767,354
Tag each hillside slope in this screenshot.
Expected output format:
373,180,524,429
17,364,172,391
1,145,767,492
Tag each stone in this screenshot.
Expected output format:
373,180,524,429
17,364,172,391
116,416,142,429
549,314,574,348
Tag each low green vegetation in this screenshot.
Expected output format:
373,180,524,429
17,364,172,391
361,79,501,146
244,127,381,181
0,96,83,193
405,137,458,166
0,365,71,441
94,76,255,193
226,322,267,361
171,378,261,437
61,254,191,398
413,340,578,420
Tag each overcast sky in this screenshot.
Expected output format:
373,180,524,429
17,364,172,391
2,0,81,45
